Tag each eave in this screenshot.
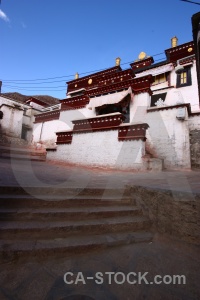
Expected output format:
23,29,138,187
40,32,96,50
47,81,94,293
165,41,195,62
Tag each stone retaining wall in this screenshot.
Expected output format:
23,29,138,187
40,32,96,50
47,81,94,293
130,186,200,245
190,129,200,169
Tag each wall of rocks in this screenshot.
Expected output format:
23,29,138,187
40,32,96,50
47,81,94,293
190,129,200,169
130,186,200,245
189,115,200,169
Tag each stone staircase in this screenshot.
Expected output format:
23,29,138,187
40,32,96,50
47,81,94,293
0,187,153,260
0,143,46,161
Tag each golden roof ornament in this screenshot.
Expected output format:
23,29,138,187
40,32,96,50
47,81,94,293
115,57,121,66
138,52,147,60
171,36,178,48
75,72,79,79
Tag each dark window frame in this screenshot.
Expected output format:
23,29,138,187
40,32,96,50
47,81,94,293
150,92,167,107
0,111,3,119
176,66,192,88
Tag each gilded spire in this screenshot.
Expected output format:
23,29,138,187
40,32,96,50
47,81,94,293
115,57,121,66
171,36,178,48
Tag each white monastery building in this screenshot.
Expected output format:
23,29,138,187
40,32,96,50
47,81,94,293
31,34,200,171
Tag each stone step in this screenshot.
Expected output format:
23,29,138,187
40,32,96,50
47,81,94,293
0,231,153,260
0,186,132,198
0,145,46,161
0,144,45,154
0,144,32,151
0,205,141,221
0,185,152,258
1,147,34,155
0,195,133,208
0,216,150,239
0,152,46,161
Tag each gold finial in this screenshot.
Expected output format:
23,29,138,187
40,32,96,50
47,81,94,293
138,52,147,60
115,57,121,66
75,72,79,79
171,36,178,48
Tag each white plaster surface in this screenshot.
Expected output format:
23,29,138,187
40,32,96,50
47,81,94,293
0,96,24,109
130,92,150,123
0,104,23,139
151,81,169,91
47,129,146,170
32,59,199,170
0,96,40,144
33,119,70,146
145,108,191,169
33,107,96,146
59,107,96,128
169,63,199,112
143,61,199,112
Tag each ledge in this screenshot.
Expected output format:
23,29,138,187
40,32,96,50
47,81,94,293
72,112,122,122
118,136,147,142
72,112,125,132
34,110,60,123
60,95,89,111
147,103,200,117
66,66,122,94
97,69,135,87
165,41,195,62
152,86,174,92
118,123,148,141
73,125,121,134
56,131,73,144
46,148,57,151
147,103,192,114
55,119,149,144
190,111,200,117
119,122,149,128
86,75,153,98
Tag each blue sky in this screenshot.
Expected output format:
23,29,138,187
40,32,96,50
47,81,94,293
0,0,199,99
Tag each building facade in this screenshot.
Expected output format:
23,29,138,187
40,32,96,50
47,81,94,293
33,36,200,170
0,95,54,145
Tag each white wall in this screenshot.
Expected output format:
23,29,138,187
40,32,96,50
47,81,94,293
130,92,151,123
151,81,169,91
170,64,199,112
129,91,191,169
33,106,96,146
33,119,70,146
139,62,199,112
0,105,23,139
32,62,199,169
145,108,191,169
47,129,146,170
0,96,24,109
59,106,96,128
0,96,38,144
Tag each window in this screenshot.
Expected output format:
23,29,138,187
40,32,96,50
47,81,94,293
176,67,192,88
70,90,84,97
150,92,167,107
152,73,167,86
96,97,130,123
0,111,3,119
